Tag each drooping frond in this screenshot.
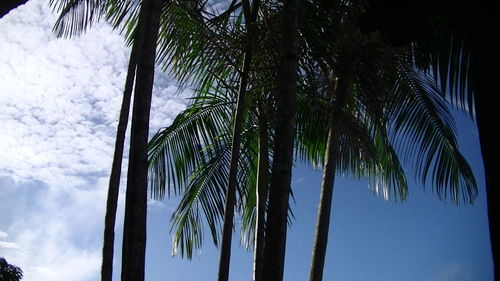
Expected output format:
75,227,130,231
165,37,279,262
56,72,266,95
387,64,477,203
409,32,474,117
334,106,408,201
171,135,231,258
148,90,234,199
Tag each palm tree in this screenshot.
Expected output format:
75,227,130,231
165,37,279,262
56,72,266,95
306,64,359,281
299,3,476,280
216,2,261,280
303,51,477,281
0,257,23,281
156,2,302,280
101,36,138,281
119,1,161,280
147,65,278,281
147,2,275,281
261,0,299,280
359,3,499,278
52,1,163,280
297,32,410,281
147,66,281,281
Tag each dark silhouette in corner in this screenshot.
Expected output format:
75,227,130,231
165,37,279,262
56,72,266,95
0,0,28,19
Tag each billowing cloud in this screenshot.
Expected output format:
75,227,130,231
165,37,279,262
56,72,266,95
0,1,189,280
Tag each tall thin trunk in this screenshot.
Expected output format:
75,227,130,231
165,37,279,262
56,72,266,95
309,73,349,281
253,102,269,281
217,50,252,281
262,0,298,280
217,2,261,279
0,0,28,18
120,0,160,280
101,36,139,281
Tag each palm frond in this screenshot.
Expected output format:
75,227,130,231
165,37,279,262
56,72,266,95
388,64,477,203
334,108,408,201
156,2,244,91
171,137,231,258
148,89,234,199
50,0,106,38
409,32,474,117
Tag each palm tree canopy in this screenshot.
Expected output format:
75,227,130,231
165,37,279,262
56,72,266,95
296,0,476,204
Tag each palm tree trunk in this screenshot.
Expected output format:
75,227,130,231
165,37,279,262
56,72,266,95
309,74,349,281
253,101,269,281
262,0,298,280
217,49,252,281
0,0,28,18
217,2,261,279
120,0,160,280
101,34,139,281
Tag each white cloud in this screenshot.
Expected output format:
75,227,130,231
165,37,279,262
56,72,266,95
0,1,189,280
426,262,474,281
0,241,20,249
2,180,105,281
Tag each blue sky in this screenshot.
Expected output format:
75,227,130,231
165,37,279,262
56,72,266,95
0,1,493,281
143,112,492,281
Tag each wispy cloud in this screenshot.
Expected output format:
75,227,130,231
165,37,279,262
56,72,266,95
0,241,20,249
426,262,474,281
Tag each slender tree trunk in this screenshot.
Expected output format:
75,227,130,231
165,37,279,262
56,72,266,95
101,36,139,281
309,73,349,281
0,0,28,18
217,2,261,279
217,49,252,281
120,0,160,280
253,102,269,281
262,0,298,280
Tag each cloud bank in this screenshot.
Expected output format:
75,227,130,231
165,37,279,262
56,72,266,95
0,1,189,280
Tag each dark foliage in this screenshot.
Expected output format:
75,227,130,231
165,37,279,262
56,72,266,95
0,257,23,281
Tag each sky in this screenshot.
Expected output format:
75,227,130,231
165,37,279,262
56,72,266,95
0,1,493,281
